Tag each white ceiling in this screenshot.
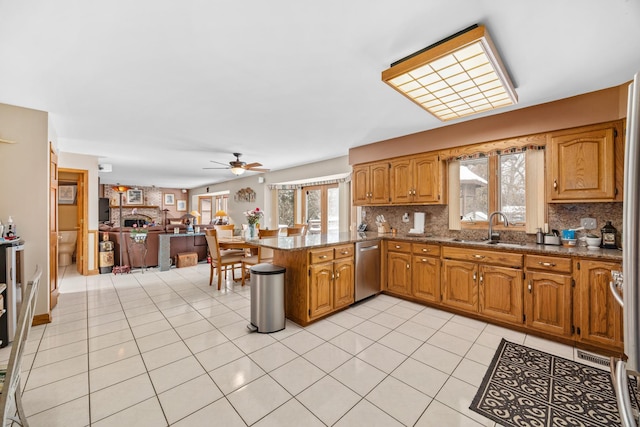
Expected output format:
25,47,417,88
1,1,639,189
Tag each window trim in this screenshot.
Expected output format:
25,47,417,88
448,149,545,234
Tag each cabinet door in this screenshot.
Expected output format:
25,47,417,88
334,259,354,309
442,259,478,312
309,263,334,319
412,255,440,302
576,260,623,351
479,265,523,324
524,271,572,337
413,154,441,203
352,165,370,206
369,162,390,204
387,251,411,295
548,126,615,201
390,159,413,204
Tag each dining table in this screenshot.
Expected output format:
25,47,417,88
218,236,259,255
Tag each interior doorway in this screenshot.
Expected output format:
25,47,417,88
58,168,88,276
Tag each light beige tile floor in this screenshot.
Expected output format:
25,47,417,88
0,262,602,426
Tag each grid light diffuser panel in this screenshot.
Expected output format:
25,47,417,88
383,27,517,121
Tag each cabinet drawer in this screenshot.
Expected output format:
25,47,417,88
334,244,354,259
309,248,334,264
442,246,523,268
525,255,572,274
387,241,411,252
412,243,440,257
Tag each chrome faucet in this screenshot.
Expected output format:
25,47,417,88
488,211,509,241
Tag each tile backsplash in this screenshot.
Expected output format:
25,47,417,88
362,202,623,246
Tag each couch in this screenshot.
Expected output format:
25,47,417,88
100,223,219,268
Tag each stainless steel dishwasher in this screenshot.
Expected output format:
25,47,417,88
355,240,381,302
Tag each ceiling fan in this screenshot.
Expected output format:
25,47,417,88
204,152,269,176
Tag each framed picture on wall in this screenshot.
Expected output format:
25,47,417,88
164,193,175,206
59,185,77,205
127,189,143,204
177,200,187,211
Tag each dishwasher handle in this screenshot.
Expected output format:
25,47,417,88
358,245,379,252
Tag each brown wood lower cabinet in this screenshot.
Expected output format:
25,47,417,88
479,265,523,324
274,243,354,326
442,259,478,311
441,246,523,320
575,259,623,351
524,270,573,337
412,243,441,302
523,255,573,337
386,241,412,296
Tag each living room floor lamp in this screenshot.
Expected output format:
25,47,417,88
112,184,131,274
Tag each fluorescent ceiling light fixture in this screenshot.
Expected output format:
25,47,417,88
382,24,517,121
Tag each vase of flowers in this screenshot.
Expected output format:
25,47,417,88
244,208,263,239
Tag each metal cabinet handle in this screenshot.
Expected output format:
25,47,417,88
473,254,485,259
479,274,483,283
528,280,532,293
553,179,558,190
340,251,349,255
319,255,327,259
473,272,477,281
335,272,340,279
421,258,427,262
422,248,430,252
538,261,556,267
406,264,410,269
395,245,401,249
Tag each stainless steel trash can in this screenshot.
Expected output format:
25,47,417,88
249,263,286,333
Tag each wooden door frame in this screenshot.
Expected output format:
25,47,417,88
302,183,338,233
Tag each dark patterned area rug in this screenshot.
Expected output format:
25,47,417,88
470,339,634,427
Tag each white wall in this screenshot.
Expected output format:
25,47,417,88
190,156,352,230
0,102,49,317
58,152,100,230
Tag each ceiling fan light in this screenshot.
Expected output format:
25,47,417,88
382,24,517,122
230,166,246,175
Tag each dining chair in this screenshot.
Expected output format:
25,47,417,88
214,224,235,238
241,228,277,285
286,226,305,236
205,229,245,290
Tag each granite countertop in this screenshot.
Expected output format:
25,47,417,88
258,232,622,261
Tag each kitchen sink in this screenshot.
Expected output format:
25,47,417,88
449,238,527,248
486,240,527,247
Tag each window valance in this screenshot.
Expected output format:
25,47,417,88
268,173,351,190
445,144,545,162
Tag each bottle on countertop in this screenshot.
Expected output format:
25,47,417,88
601,221,617,249
536,228,544,244
5,216,14,238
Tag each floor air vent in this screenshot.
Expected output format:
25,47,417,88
576,349,610,367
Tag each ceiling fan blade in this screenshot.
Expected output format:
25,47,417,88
209,160,230,167
244,162,263,169
203,167,230,170
246,167,270,172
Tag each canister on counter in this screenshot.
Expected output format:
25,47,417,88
601,221,617,248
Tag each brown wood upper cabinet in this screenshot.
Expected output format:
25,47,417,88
352,161,390,205
547,122,620,202
390,153,445,205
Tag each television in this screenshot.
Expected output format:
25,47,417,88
99,198,110,223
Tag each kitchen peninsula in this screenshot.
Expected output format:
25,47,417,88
262,232,623,355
